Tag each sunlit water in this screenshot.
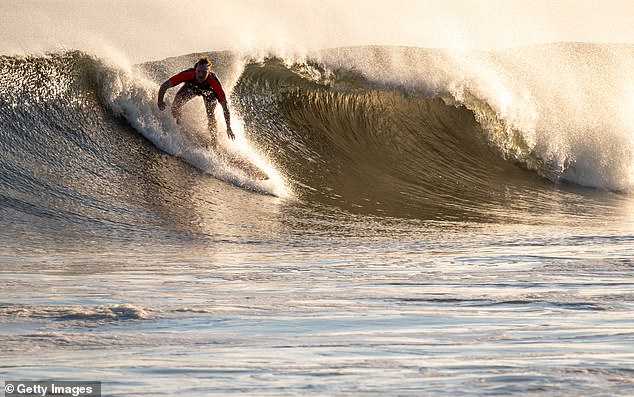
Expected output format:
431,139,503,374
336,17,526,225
2,197,634,396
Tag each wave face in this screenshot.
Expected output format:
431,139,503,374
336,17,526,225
230,44,634,220
0,44,632,229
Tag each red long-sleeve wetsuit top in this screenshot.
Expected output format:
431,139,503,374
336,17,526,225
169,68,227,102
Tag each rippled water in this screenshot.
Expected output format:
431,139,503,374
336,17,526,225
2,211,634,396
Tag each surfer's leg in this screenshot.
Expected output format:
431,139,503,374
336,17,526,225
171,84,197,124
204,96,218,148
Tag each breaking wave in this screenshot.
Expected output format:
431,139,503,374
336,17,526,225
1,44,632,224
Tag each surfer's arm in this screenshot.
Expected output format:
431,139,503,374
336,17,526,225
219,100,234,140
157,80,174,110
158,71,193,110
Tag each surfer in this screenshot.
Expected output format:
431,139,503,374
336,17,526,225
157,57,234,148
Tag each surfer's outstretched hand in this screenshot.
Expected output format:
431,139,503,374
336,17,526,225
227,127,235,140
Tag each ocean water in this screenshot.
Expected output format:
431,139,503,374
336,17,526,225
1,44,634,396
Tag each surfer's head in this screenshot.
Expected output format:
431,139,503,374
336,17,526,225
194,57,212,82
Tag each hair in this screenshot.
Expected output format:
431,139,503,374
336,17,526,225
194,57,212,69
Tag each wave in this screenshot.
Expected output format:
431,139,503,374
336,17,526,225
228,45,634,219
0,44,632,225
310,44,634,192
